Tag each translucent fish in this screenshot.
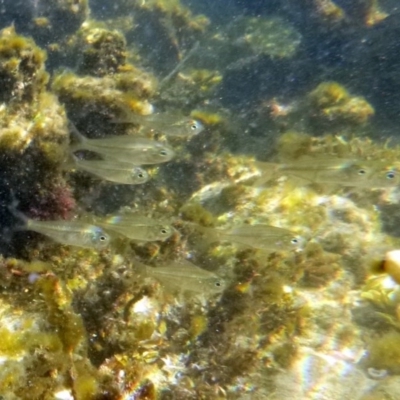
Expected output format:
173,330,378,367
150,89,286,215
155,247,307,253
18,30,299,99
7,195,111,249
136,259,226,295
97,215,174,242
112,112,204,137
10,211,110,250
194,223,302,252
25,220,110,249
69,123,175,165
69,157,149,185
254,158,400,188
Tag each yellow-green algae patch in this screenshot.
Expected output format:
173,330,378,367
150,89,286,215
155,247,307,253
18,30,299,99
5,130,400,398
366,330,400,373
227,16,302,59
0,25,48,104
52,70,156,118
137,0,210,34
309,81,375,127
77,26,128,77
0,26,68,156
4,1,400,397
0,248,128,398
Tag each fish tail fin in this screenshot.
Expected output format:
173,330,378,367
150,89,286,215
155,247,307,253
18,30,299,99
182,222,219,246
109,103,142,125
2,226,14,244
68,121,87,151
109,115,140,124
8,192,28,229
133,260,149,277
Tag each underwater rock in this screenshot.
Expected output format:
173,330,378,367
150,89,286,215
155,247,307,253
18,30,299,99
344,12,400,129
308,81,374,132
271,347,374,400
0,25,48,104
0,27,75,255
0,0,88,72
365,330,400,374
52,70,155,134
30,0,88,43
120,0,210,76
0,1,398,398
77,26,127,77
360,375,400,399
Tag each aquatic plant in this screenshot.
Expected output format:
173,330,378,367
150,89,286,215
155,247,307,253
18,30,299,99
308,81,375,131
1,0,400,398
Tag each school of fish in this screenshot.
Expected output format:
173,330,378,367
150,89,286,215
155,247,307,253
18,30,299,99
11,111,400,299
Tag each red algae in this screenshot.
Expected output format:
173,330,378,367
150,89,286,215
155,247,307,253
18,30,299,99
27,182,76,221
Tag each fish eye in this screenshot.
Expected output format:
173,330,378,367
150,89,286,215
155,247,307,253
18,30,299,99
291,238,299,245
215,281,222,287
358,168,367,175
386,170,396,180
190,122,199,131
160,228,169,235
159,149,168,157
91,230,109,246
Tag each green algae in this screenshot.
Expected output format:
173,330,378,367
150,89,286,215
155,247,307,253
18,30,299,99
272,341,298,369
0,25,48,104
366,330,400,373
0,327,62,357
309,81,375,129
180,203,216,227
52,69,155,125
227,17,301,59
2,0,400,398
78,27,127,77
36,274,87,354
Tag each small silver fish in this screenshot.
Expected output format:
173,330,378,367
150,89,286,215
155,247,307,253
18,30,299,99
69,123,175,165
97,215,174,242
255,158,400,188
17,218,110,250
194,223,302,252
70,157,149,185
136,259,226,295
112,112,204,137
8,197,110,249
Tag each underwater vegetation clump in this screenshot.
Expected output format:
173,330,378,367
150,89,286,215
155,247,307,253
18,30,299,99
0,25,75,247
1,0,400,398
51,69,156,133
77,26,128,77
226,16,301,59
309,81,375,129
0,25,48,105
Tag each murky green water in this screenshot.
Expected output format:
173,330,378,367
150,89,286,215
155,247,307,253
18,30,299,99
0,1,398,399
